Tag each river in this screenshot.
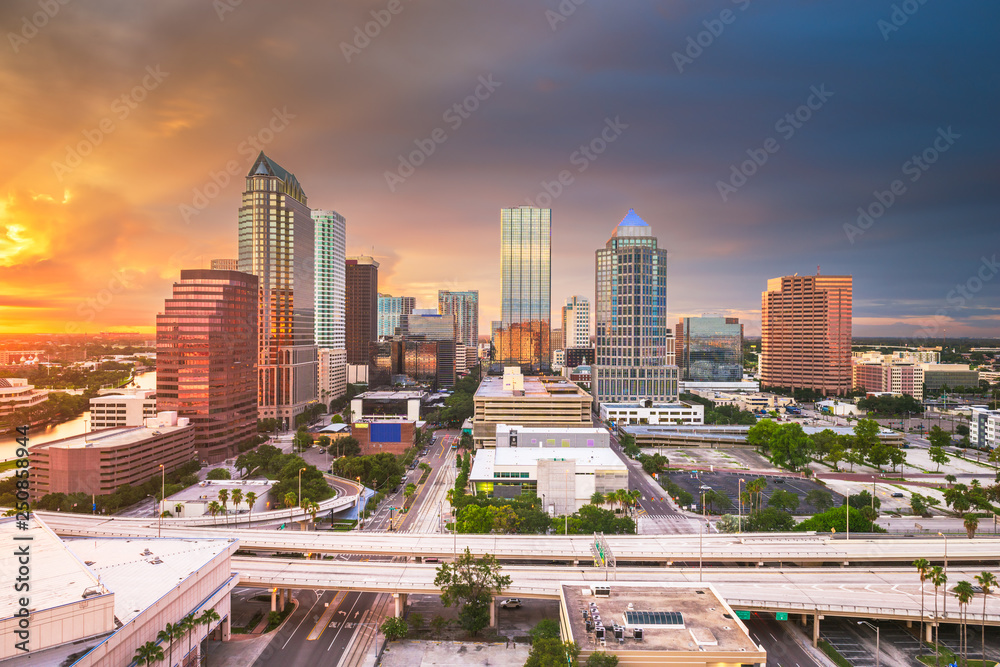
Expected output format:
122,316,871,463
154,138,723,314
1,371,156,461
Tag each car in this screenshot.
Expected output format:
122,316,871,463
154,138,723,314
774,478,785,484
891,492,905,498
318,448,326,454
499,599,522,609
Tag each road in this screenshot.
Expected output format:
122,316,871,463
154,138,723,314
744,615,824,667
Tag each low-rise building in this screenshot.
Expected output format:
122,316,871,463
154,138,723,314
600,401,704,427
679,380,760,393
28,413,195,499
351,390,426,422
89,388,157,429
469,447,627,515
473,367,593,448
495,423,609,449
351,420,416,455
815,399,864,417
0,378,47,418
969,406,1000,450
920,363,979,394
626,423,904,449
162,479,274,518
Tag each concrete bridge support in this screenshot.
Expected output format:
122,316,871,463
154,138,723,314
394,593,408,617
271,588,278,612
490,598,496,628
812,614,821,648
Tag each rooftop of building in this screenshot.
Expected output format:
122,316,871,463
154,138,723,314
29,423,193,451
471,447,625,479
624,423,899,438
601,401,697,409
164,478,273,504
475,375,592,400
561,582,761,655
355,390,428,400
496,424,606,436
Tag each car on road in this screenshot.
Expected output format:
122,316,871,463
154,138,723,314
891,492,904,498
499,599,521,609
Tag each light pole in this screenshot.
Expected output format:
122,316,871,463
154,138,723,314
699,520,704,582
357,476,364,529
738,479,745,534
939,532,948,616
158,464,164,538
857,621,880,667
845,490,850,541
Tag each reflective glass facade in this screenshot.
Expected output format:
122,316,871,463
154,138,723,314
314,209,347,401
594,210,678,403
237,152,318,428
677,316,744,382
496,206,550,371
438,290,479,348
377,293,415,338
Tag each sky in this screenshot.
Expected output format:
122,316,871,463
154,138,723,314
0,0,998,338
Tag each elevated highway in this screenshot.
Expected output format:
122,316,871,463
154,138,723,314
40,512,1000,566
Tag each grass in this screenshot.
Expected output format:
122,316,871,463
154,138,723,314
266,607,293,632
0,460,20,473
231,609,264,634
817,639,853,667
916,641,997,667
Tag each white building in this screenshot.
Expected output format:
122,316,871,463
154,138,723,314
469,447,628,516
600,401,704,426
495,423,609,448
816,399,864,416
314,209,348,403
562,295,591,349
88,388,157,429
970,406,1000,449
0,378,47,418
163,479,274,518
679,380,760,393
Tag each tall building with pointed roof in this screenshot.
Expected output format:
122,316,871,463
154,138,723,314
594,209,678,404
238,152,317,428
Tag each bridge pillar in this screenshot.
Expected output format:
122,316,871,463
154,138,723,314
271,588,277,612
394,593,407,617
800,614,807,626
926,622,934,642
221,615,231,642
812,614,820,647
906,619,912,628
490,597,496,628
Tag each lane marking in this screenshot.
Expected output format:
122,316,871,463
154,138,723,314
307,590,347,641
281,590,325,650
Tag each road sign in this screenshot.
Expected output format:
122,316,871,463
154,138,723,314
775,612,788,621
735,610,751,619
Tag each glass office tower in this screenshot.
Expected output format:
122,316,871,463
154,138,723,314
377,293,416,338
495,206,551,371
677,316,744,382
237,152,317,429
594,209,677,404
314,209,347,403
438,290,479,349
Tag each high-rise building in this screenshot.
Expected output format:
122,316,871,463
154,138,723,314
156,269,258,462
562,296,591,349
210,258,239,271
594,209,677,404
494,206,551,371
346,256,379,365
409,310,457,388
760,273,852,396
238,152,317,428
676,316,744,382
438,290,479,349
378,293,416,338
314,209,347,405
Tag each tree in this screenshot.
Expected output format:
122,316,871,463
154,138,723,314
746,419,778,454
768,423,811,471
888,446,906,473
180,612,197,662
827,444,846,471
380,615,408,641
404,483,417,499
586,653,619,667
284,491,297,522
805,489,833,513
974,571,997,665
963,514,979,539
430,615,448,636
913,558,930,657
852,418,880,458
590,491,605,506
525,638,579,667
293,429,313,453
133,640,164,665
929,446,950,472
767,488,800,513
866,442,892,472
157,622,180,666
954,580,974,666
207,501,222,526
930,566,947,665
433,548,511,636
245,491,258,526
206,467,231,480
231,488,244,523
528,618,562,641
217,489,229,526
745,507,794,532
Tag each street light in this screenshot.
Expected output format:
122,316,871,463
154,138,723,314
857,621,880,667
738,479,745,534
158,464,164,538
845,490,850,541
939,532,948,616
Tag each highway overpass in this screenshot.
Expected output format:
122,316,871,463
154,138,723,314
40,512,1000,566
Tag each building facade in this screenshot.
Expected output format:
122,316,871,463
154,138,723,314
377,293,416,338
760,273,852,396
156,269,258,462
562,296,591,349
851,357,925,400
89,389,157,429
439,290,479,349
969,406,1000,450
594,209,678,404
495,206,551,371
408,310,457,388
920,363,979,395
346,256,379,364
314,209,347,403
677,316,744,382
238,152,317,428
209,258,239,271
0,378,47,420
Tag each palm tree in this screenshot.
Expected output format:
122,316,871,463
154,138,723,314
590,491,604,507
913,558,930,650
245,491,258,526
207,501,222,526
975,572,996,665
180,612,197,664
284,491,297,522
930,566,947,665
305,499,320,528
156,624,177,666
231,489,244,526
217,489,229,526
133,640,164,665
954,580,974,666
197,607,222,665
963,514,979,539
628,489,642,515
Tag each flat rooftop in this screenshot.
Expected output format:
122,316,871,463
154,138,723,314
29,423,192,450
166,479,273,506
602,402,693,409
471,447,626,479
356,390,427,400
561,582,762,655
625,424,899,438
475,375,591,399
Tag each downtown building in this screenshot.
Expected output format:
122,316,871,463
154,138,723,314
676,316,744,382
346,256,379,371
238,152,318,429
493,206,551,372
378,293,416,338
314,209,348,405
593,209,679,405
439,289,479,348
760,272,852,396
156,269,258,462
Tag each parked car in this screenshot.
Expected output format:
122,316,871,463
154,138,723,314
499,599,522,609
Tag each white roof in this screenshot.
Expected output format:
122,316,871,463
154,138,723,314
471,447,626,480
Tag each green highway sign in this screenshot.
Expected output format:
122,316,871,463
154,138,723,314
775,612,788,621
735,610,751,619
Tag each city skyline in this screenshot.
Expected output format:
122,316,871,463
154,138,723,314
0,2,997,338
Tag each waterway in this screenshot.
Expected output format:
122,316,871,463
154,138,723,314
1,371,156,461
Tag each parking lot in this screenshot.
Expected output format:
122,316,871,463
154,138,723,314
664,470,844,515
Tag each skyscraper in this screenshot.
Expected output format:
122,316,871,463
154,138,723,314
314,209,347,404
760,273,852,396
561,296,591,349
156,269,257,462
594,209,677,404
677,316,744,382
346,256,379,365
438,290,479,348
210,259,238,271
377,293,416,338
495,206,551,371
238,152,317,428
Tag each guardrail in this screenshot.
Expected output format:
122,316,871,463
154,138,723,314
726,598,1000,625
